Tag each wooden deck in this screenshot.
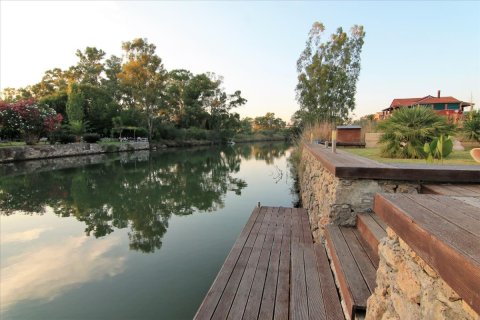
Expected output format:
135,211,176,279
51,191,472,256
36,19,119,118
195,206,343,320
305,143,480,182
374,193,480,315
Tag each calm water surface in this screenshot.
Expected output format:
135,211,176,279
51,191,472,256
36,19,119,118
0,142,296,320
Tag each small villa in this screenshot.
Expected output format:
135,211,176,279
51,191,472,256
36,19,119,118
376,90,474,121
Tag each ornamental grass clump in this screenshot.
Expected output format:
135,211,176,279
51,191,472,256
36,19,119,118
377,106,454,159
0,99,63,144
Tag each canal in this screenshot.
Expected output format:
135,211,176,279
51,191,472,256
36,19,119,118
0,142,297,319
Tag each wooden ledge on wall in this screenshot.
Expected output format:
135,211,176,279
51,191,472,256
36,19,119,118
303,143,480,182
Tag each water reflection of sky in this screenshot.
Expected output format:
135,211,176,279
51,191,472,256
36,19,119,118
1,208,127,314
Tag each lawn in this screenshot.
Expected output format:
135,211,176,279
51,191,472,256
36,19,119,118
343,147,478,166
0,141,26,148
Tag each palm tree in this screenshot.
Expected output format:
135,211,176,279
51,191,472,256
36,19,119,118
461,110,480,142
377,106,454,159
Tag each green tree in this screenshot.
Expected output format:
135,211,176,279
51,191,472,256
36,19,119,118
31,68,73,98
377,107,454,159
253,112,286,131
66,83,86,136
118,38,167,140
296,22,365,125
72,47,106,85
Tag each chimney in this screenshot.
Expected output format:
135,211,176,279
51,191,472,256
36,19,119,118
437,90,441,98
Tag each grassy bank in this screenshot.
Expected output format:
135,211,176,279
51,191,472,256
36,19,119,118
343,147,477,166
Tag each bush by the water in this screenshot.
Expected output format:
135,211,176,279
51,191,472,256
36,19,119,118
377,106,454,159
83,133,101,143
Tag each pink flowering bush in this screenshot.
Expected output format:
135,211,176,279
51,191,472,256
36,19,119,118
0,99,63,144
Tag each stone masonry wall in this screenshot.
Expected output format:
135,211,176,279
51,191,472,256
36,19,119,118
299,147,419,241
0,142,150,163
366,228,479,320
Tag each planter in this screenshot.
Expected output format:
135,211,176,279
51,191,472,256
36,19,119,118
365,132,382,148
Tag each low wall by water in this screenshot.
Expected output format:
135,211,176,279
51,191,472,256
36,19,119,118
0,142,150,163
299,147,418,241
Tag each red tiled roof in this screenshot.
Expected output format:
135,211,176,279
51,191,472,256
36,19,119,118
419,96,461,104
390,95,462,108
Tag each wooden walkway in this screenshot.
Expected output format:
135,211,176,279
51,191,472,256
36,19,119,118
195,206,343,320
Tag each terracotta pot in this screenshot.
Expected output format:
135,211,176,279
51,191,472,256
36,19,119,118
471,148,480,163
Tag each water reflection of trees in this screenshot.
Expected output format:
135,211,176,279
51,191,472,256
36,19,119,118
0,143,290,253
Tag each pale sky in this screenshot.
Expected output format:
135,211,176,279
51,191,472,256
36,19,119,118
1,1,479,122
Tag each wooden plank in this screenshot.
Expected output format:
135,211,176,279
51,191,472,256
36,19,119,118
374,194,480,315
274,208,291,320
352,227,380,269
341,227,377,293
242,208,276,320
356,213,386,256
226,209,272,320
459,184,480,194
195,207,263,320
212,208,271,320
454,196,480,209
299,209,327,320
314,244,344,320
408,195,480,237
326,225,372,316
258,207,285,320
380,195,480,263
290,208,309,320
369,212,387,231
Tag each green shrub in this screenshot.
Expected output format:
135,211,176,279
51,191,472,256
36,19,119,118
377,107,454,159
185,127,208,140
59,134,76,144
154,123,185,140
83,133,101,143
461,111,480,142
424,135,453,163
49,129,76,144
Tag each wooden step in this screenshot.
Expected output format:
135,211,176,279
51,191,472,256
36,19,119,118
356,213,387,267
313,243,345,320
325,225,377,320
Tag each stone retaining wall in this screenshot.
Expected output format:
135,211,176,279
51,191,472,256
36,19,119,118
299,147,419,241
0,142,150,163
366,228,478,320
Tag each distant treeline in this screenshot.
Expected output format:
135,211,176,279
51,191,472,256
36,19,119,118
1,38,287,143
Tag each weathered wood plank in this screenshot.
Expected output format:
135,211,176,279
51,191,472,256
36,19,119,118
380,195,480,263
212,208,272,320
356,213,386,260
258,207,285,320
314,244,344,320
326,225,372,317
274,208,291,320
374,194,480,315
195,207,264,320
226,208,272,320
299,208,327,320
407,195,480,237
290,208,309,320
242,208,276,320
341,227,377,293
